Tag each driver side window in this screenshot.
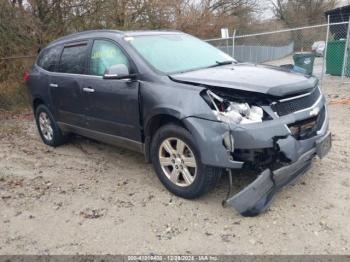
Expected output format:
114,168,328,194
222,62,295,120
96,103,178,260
90,40,129,76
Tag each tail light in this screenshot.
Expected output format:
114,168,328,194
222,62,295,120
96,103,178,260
23,71,30,82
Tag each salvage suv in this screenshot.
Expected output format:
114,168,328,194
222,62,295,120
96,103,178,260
26,30,331,216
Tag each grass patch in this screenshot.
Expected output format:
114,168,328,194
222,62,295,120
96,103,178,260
0,80,30,111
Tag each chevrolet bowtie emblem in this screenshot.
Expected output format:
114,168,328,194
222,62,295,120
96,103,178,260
310,106,320,117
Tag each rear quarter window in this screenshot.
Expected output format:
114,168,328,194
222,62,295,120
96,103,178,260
37,46,61,72
58,44,88,74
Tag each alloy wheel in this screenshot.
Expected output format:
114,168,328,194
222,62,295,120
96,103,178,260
158,137,197,187
38,112,53,141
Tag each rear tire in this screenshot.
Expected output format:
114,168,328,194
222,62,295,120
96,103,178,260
35,104,68,147
151,124,222,199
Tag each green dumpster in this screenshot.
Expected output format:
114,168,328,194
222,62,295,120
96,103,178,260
326,40,350,76
293,52,315,75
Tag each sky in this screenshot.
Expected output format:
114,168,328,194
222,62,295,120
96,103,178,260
256,0,274,20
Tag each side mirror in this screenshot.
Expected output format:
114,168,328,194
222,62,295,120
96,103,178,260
103,64,133,80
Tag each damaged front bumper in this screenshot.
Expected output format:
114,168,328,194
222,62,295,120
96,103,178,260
225,130,331,216
183,94,331,216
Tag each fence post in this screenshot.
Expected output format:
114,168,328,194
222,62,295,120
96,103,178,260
321,15,330,88
342,17,350,82
232,29,236,59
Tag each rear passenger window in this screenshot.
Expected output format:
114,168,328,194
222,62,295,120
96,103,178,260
37,46,61,72
90,40,129,76
59,44,88,74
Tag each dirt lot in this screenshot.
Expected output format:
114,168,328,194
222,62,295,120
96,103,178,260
0,75,350,255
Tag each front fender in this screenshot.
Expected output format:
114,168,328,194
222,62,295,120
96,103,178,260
183,117,243,169
144,105,183,130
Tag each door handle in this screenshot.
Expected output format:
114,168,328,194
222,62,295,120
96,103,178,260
49,83,58,88
83,87,95,93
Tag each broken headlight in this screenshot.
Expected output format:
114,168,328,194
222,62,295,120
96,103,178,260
205,90,264,124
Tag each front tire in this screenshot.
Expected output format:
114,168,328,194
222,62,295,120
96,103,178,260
35,104,68,147
151,124,222,199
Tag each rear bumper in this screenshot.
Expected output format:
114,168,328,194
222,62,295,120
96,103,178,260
226,131,331,216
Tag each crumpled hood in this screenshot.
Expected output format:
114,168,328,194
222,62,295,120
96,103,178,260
170,63,318,97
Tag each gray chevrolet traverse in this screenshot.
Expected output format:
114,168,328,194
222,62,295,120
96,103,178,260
26,30,331,216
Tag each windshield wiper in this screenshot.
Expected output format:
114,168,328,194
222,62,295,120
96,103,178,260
208,60,235,68
171,60,235,75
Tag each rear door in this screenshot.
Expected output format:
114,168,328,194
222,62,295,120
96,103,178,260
83,39,142,143
30,45,62,114
49,41,90,127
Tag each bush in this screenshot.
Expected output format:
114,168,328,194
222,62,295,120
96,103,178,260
0,80,30,111
0,56,34,111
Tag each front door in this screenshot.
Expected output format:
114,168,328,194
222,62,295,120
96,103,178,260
83,39,141,144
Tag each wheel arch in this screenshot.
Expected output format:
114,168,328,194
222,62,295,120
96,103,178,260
32,95,50,112
31,95,58,120
144,113,188,163
33,97,45,111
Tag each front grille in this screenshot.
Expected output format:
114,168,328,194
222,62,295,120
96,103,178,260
272,87,321,116
288,106,326,140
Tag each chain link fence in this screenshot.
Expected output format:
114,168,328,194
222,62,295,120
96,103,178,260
326,20,350,81
205,20,350,84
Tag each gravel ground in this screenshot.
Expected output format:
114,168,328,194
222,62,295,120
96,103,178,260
0,75,349,255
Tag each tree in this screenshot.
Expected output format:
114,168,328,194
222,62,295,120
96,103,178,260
1,0,262,52
270,0,338,26
11,0,23,7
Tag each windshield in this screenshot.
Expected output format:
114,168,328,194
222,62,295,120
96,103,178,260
126,34,235,74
